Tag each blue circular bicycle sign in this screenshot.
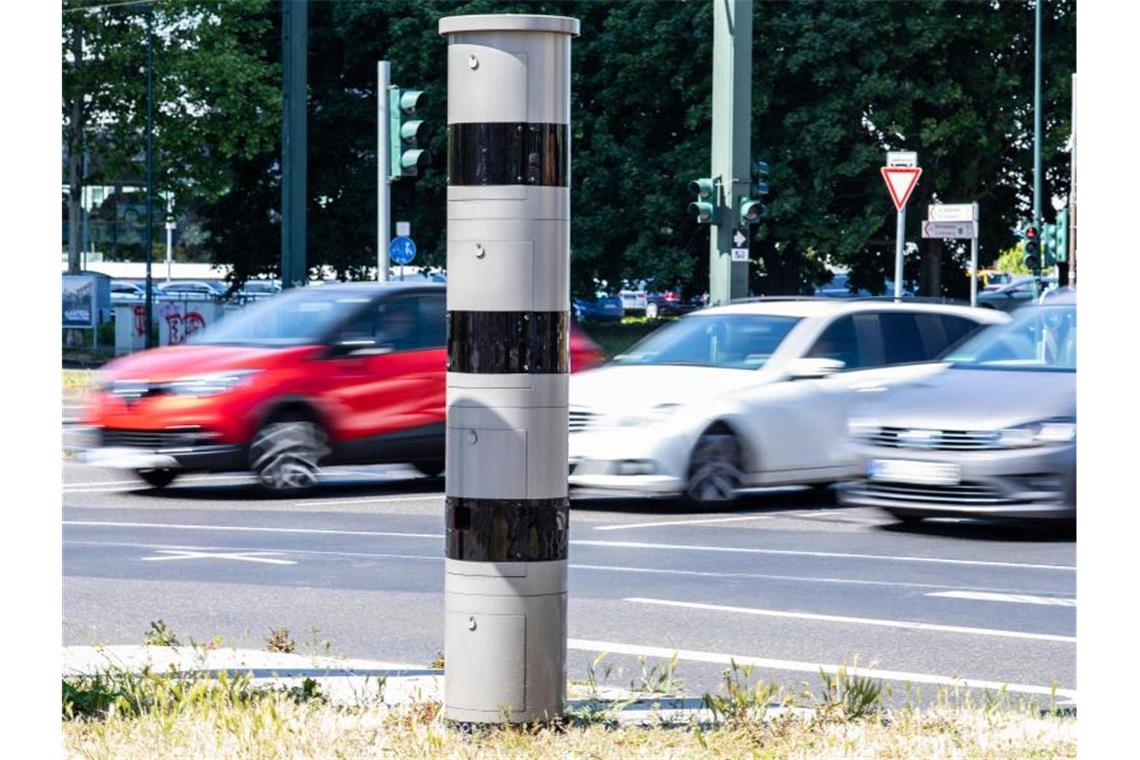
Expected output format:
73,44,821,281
389,236,416,266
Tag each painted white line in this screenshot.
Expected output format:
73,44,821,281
624,598,1075,643
63,520,440,540
68,540,441,564
566,638,1076,700
292,494,443,507
926,590,1077,607
64,474,255,491
575,539,1074,572
571,563,1065,595
594,514,772,531
141,549,296,565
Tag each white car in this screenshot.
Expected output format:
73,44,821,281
568,299,1009,503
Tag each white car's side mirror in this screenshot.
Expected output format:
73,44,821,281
786,357,845,380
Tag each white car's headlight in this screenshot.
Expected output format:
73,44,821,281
611,403,683,428
165,370,261,397
847,415,880,438
997,419,1075,448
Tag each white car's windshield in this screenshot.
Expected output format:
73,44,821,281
191,288,370,347
613,314,800,369
945,304,1075,371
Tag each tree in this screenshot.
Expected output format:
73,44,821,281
62,0,279,268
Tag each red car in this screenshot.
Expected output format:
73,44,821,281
83,282,604,493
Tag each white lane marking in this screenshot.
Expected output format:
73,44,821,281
62,522,1074,572
292,494,443,507
63,521,440,540
65,539,1068,600
594,514,772,531
624,598,1074,643
140,549,296,565
927,590,1077,607
64,474,256,491
566,638,1076,700
575,539,1074,572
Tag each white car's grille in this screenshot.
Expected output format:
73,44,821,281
863,427,1002,451
569,408,601,433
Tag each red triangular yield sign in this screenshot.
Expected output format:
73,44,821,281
881,167,922,211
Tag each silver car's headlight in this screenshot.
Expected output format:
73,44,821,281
847,415,879,438
611,403,683,428
164,370,261,397
997,418,1075,448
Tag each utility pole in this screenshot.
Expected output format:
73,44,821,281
708,0,752,305
377,61,391,282
1033,0,1043,272
1068,72,1076,285
281,0,308,289
144,3,154,348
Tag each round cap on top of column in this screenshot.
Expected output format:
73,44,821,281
439,14,580,37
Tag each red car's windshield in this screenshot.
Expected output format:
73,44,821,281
192,289,371,347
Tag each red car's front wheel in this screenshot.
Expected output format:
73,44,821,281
250,417,329,495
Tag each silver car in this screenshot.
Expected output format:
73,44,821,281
841,293,1075,522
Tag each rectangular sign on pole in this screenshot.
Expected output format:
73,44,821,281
927,204,977,222
886,151,918,168
730,227,749,261
921,220,978,239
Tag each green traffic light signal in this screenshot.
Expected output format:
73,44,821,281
1054,208,1069,263
1042,223,1057,266
389,87,429,178
688,178,715,224
739,198,767,225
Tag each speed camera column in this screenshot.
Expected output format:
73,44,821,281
439,14,580,724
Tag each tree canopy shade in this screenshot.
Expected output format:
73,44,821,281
63,0,1074,297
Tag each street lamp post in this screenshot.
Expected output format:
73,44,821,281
144,2,155,348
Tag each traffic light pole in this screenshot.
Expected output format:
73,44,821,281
708,0,752,306
1033,0,1043,271
377,61,391,282
281,0,308,289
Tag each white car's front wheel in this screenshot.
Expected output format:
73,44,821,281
684,430,743,504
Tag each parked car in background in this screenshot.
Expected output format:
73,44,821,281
977,276,1056,312
155,280,227,301
814,273,912,298
969,269,1015,290
236,279,282,301
568,298,1007,504
83,282,604,492
110,280,146,304
645,291,704,319
573,292,624,323
841,293,1075,524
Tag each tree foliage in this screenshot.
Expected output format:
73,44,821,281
64,0,1076,296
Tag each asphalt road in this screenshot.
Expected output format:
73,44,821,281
61,446,1076,707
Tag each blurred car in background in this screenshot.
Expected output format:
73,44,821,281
111,280,146,304
970,269,1014,290
645,291,704,320
977,276,1056,312
155,280,227,301
568,298,1007,504
83,282,602,492
841,293,1075,523
814,273,912,298
235,279,282,301
573,292,624,323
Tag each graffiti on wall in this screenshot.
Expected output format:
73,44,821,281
132,303,207,345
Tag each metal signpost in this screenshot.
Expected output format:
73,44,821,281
881,152,922,299
377,61,392,282
923,202,980,306
439,13,579,725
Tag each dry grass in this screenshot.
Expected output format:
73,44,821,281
62,689,1076,760
62,369,98,392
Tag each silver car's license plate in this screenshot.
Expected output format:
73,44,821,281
868,458,961,486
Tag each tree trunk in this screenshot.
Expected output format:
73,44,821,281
922,238,942,297
67,24,83,275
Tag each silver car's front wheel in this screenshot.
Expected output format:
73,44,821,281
685,431,742,504
250,419,329,494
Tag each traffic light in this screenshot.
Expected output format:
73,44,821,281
389,87,429,178
688,178,716,224
1041,223,1057,266
1054,208,1069,263
1023,225,1040,272
739,161,770,226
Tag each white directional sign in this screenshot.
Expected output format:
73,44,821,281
928,204,978,223
921,220,978,239
731,227,749,262
881,167,923,212
886,151,918,168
